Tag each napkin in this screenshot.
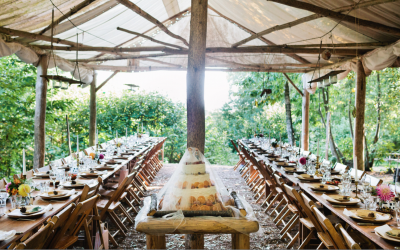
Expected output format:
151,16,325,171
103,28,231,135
44,204,53,212
322,194,359,202
343,209,391,221
67,189,76,195
0,230,16,241
375,224,391,236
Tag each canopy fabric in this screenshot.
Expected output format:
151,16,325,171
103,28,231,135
1,0,400,88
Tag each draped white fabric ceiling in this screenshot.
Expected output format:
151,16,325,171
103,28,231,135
1,0,400,88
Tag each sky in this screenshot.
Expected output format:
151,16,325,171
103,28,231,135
95,70,231,112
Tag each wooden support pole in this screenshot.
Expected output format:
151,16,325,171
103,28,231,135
96,71,119,92
354,60,367,171
301,89,310,151
89,72,97,147
283,73,303,96
33,55,48,169
185,234,204,249
146,234,166,249
232,233,250,249
66,115,72,155
186,0,208,153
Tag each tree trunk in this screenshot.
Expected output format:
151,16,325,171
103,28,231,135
284,81,295,145
186,0,208,153
348,93,354,140
373,73,381,144
319,89,341,163
89,72,97,146
301,90,310,150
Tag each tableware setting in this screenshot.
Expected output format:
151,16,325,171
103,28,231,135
295,173,322,182
344,209,392,223
0,230,16,241
308,183,339,192
375,224,400,243
322,194,360,205
40,190,74,200
7,204,52,219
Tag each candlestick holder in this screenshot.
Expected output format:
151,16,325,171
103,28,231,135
314,156,321,176
354,181,359,198
21,174,26,180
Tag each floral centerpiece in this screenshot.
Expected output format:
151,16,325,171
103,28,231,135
376,184,395,214
299,157,307,166
5,177,31,197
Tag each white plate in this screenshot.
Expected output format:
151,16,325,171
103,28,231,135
8,207,46,218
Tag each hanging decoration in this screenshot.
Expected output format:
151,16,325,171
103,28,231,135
309,70,346,88
41,8,85,89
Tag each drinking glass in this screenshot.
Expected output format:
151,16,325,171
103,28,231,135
49,171,57,189
15,195,22,208
361,189,370,209
395,201,400,228
9,196,16,209
0,193,7,207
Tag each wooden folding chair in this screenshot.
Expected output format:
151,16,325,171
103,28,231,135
0,178,7,189
311,205,347,249
48,195,101,249
230,139,246,171
15,222,54,249
43,203,76,249
97,172,136,247
335,224,361,249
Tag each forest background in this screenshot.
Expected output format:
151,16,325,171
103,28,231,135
1,55,400,178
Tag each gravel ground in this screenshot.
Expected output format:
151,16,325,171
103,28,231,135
111,164,289,249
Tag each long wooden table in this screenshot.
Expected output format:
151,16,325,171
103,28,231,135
0,138,159,249
240,140,397,250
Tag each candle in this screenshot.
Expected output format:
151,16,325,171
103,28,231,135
95,129,98,145
116,131,118,143
22,148,26,175
354,156,358,181
77,135,79,152
126,127,128,138
317,139,320,156
142,123,143,132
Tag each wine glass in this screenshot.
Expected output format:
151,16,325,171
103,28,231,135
49,170,57,190
361,188,371,209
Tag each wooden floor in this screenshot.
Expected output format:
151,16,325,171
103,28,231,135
113,164,289,249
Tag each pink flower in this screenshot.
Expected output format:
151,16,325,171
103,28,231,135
99,154,104,160
299,157,307,165
376,184,395,202
5,182,11,191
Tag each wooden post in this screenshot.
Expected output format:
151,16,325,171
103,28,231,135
146,234,166,249
89,72,97,147
301,89,310,151
185,234,204,249
354,60,367,171
186,0,208,153
66,115,71,155
33,55,48,169
325,112,331,160
232,233,250,249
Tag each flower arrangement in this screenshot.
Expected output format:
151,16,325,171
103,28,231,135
376,184,395,202
18,184,31,197
299,157,307,165
99,154,104,160
5,177,29,196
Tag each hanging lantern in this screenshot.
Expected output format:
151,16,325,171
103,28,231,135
309,70,346,88
61,81,69,90
321,49,332,60
52,80,61,89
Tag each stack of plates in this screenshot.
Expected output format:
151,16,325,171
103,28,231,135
34,172,50,178
63,181,86,188
380,229,400,243
349,210,392,223
79,172,100,179
324,194,360,205
308,183,339,192
296,174,322,182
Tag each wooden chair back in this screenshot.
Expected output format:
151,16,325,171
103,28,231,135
50,159,64,167
61,155,73,165
15,221,54,249
99,172,135,219
311,205,347,249
79,177,102,202
0,178,7,189
53,194,101,244
44,203,76,248
335,223,361,249
298,192,325,232
25,170,34,179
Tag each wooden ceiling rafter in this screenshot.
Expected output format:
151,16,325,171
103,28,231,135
116,0,189,46
207,5,310,64
95,70,119,92
267,0,400,35
233,0,399,47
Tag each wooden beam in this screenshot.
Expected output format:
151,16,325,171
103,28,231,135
267,0,400,36
140,58,183,67
0,26,81,47
207,5,310,64
33,55,48,169
354,60,367,171
283,73,303,96
84,64,311,73
301,89,310,151
233,0,398,47
39,0,97,35
187,0,207,153
89,72,97,147
96,71,119,92
76,53,173,62
273,42,392,48
116,0,189,46
117,27,185,50
40,44,368,56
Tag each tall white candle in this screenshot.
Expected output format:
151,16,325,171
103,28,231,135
354,156,358,181
317,139,320,156
142,123,143,132
116,131,118,143
126,127,128,138
95,129,98,145
77,135,79,152
22,148,26,175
